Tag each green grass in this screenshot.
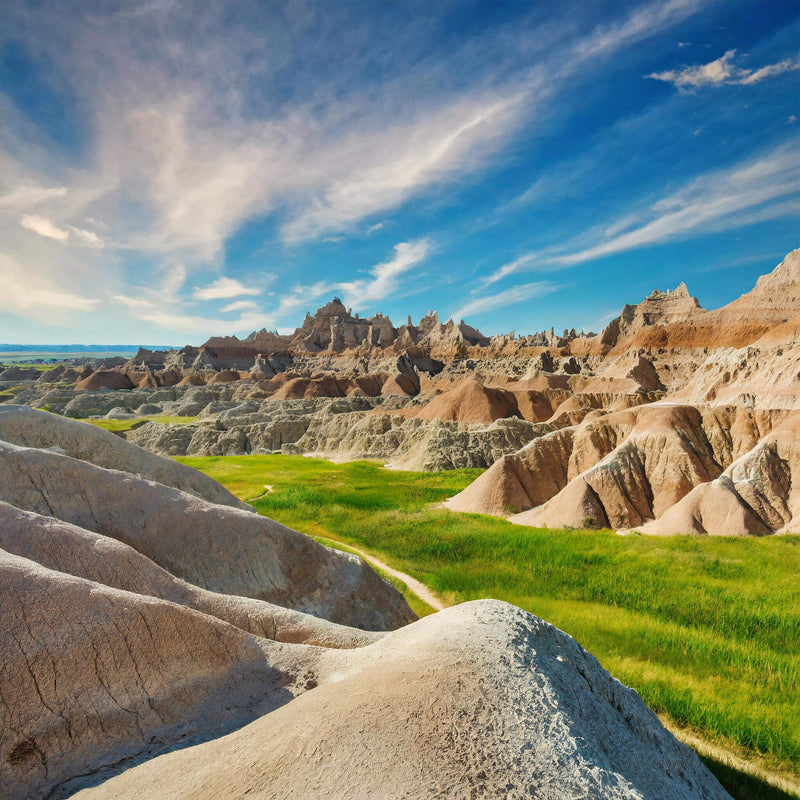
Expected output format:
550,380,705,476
89,415,197,433
0,363,52,372
179,453,800,788
309,534,437,618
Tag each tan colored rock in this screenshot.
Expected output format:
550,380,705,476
0,441,414,630
74,370,135,391
416,378,518,423
0,549,318,800
71,601,731,800
0,502,382,648
0,405,247,509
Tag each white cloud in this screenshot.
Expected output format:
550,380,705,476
281,95,526,243
573,0,705,62
339,239,430,309
0,185,67,209
550,143,800,266
193,276,261,301
482,255,540,288
68,226,105,248
137,308,273,335
114,294,152,310
648,50,799,89
366,222,384,235
452,281,560,321
495,142,800,275
221,299,259,312
269,241,430,319
19,213,104,247
115,292,273,336
274,281,337,319
20,214,69,241
0,253,99,317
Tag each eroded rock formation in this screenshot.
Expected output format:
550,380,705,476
4,249,799,533
0,409,731,799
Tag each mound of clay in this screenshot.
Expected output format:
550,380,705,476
207,369,241,384
69,601,730,800
417,378,519,423
0,367,40,381
0,405,246,509
452,398,800,535
638,411,800,535
0,440,412,629
74,370,135,391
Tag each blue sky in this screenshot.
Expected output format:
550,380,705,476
0,0,798,345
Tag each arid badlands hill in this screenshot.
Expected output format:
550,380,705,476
0,406,731,799
4,249,799,535
448,249,800,535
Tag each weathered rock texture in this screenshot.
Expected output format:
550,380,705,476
0,405,247,509
446,250,800,535
0,415,730,800
69,602,729,800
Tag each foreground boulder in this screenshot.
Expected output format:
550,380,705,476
69,602,731,800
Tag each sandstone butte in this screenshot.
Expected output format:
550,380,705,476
7,247,800,535
0,406,732,799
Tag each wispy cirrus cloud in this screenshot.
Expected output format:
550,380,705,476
452,281,560,321
2,0,761,342
485,141,800,281
193,276,262,301
221,299,260,313
648,49,799,89
339,239,431,310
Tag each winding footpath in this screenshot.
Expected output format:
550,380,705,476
314,536,445,612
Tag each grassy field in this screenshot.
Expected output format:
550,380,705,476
179,453,800,798
89,415,197,433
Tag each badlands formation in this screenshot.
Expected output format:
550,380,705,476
6,248,800,535
0,405,731,799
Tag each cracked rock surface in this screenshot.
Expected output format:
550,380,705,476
0,409,731,799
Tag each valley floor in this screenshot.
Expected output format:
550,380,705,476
179,454,800,800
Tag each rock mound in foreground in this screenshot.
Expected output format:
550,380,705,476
72,601,731,800
0,405,247,510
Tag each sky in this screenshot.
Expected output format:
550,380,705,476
0,0,798,345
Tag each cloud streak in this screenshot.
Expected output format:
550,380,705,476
486,141,800,280
452,281,560,321
193,276,261,301
648,50,799,89
339,239,431,310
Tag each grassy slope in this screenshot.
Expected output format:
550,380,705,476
89,415,197,433
179,454,800,793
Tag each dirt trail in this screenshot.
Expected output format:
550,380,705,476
315,536,445,611
664,720,800,798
